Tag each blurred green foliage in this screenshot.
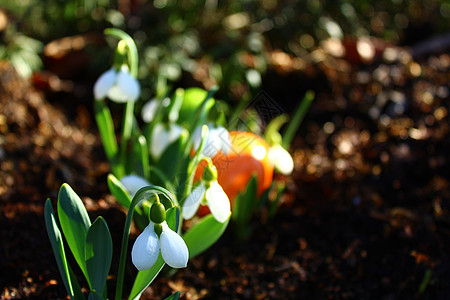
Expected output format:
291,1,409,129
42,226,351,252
0,0,448,93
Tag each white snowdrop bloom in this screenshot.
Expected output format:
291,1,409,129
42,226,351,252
192,124,231,157
150,123,185,159
93,65,140,103
131,221,188,270
141,99,159,123
268,144,294,175
182,181,231,223
120,175,151,198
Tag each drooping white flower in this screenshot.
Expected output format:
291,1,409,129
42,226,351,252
192,123,231,157
182,180,231,223
93,65,140,103
141,99,159,123
120,175,151,198
131,221,188,270
150,123,186,159
268,144,294,175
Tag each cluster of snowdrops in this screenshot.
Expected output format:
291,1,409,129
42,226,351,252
44,29,305,300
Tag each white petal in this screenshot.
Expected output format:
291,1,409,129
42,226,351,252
192,126,203,151
131,223,160,270
206,181,231,223
141,99,159,123
214,126,231,155
160,222,189,268
115,68,140,102
182,184,206,220
120,175,151,198
202,128,221,157
93,69,116,100
151,124,170,159
167,124,184,144
107,84,129,103
269,144,294,175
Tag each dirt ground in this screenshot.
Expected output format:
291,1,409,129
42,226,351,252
0,37,449,299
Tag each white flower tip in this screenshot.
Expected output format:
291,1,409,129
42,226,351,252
182,185,205,220
269,145,294,175
207,181,231,223
160,224,189,268
93,69,116,100
131,224,160,270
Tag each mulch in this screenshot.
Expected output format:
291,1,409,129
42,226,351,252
0,40,449,299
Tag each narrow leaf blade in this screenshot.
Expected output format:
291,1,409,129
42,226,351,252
183,214,230,259
57,183,92,285
85,217,113,295
44,199,74,298
107,173,132,208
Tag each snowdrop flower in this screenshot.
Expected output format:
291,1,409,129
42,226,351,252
151,123,186,159
131,221,188,270
182,161,231,223
131,197,189,270
192,123,231,157
141,99,159,123
120,175,151,198
268,144,294,175
93,65,140,103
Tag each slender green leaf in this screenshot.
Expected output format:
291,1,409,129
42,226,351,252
107,173,147,230
128,208,178,300
57,183,92,286
183,214,230,259
282,90,315,148
155,131,189,184
94,101,119,171
85,217,113,296
164,291,181,300
177,87,215,127
107,174,132,208
232,175,258,240
44,199,75,299
137,135,150,180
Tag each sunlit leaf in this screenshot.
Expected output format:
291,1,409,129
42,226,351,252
85,217,113,296
57,183,92,286
183,214,230,259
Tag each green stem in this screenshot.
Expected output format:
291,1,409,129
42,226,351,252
282,90,315,149
119,100,135,174
104,28,140,175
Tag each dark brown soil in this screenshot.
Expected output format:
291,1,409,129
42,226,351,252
1,40,449,300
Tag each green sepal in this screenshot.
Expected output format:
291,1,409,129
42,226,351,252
183,214,230,259
57,183,92,287
85,216,113,296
